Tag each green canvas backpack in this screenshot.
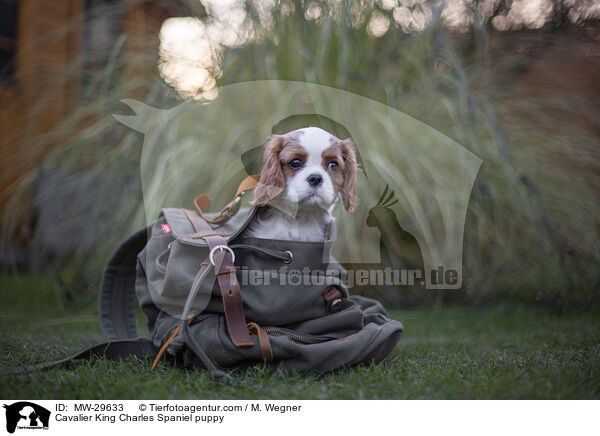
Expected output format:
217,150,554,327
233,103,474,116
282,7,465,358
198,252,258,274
1,176,403,381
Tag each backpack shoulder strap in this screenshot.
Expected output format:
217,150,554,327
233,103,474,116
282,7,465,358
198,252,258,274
99,225,150,341
0,339,159,375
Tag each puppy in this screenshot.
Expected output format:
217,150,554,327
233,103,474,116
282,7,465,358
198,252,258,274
245,127,358,241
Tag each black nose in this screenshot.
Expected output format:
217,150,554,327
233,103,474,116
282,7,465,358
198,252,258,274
307,174,323,187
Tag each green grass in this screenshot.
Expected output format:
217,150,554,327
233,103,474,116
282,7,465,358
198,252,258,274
1,274,599,399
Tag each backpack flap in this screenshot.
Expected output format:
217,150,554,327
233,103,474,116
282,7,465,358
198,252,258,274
160,206,257,247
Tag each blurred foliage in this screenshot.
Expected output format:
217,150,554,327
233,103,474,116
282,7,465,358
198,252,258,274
1,0,599,309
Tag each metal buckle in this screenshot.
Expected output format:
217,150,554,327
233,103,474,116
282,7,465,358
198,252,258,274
222,193,244,218
329,298,343,313
283,251,293,264
227,192,244,216
209,245,235,266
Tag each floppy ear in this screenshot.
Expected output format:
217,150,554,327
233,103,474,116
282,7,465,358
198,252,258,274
340,139,359,213
252,135,285,207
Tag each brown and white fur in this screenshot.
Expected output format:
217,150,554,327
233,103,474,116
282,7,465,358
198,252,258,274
245,127,358,242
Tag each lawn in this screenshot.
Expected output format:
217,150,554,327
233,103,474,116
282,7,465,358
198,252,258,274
0,274,599,399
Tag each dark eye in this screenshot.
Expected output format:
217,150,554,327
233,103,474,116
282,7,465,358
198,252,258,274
289,159,303,169
328,161,339,172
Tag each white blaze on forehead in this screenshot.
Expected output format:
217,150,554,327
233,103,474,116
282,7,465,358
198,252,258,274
297,127,333,166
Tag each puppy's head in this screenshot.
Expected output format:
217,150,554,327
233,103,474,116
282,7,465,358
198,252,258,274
253,127,358,213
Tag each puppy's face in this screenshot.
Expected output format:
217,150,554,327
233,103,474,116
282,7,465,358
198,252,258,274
253,127,358,213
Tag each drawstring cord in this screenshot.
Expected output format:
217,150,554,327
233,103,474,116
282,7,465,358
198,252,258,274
229,244,292,263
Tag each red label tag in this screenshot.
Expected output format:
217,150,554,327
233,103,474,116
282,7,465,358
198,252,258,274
161,224,172,234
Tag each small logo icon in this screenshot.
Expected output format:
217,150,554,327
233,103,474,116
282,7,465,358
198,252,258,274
3,402,50,434
161,224,172,234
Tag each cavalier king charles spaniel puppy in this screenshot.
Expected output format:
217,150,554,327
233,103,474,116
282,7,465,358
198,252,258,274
245,127,358,242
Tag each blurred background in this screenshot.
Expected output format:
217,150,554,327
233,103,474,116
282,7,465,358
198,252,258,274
0,0,599,310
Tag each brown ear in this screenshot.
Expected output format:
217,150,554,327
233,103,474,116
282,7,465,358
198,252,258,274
252,135,285,207
340,139,359,213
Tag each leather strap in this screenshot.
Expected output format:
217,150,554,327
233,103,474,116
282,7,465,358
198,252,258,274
234,174,261,197
247,322,273,362
182,209,253,347
193,175,260,224
323,286,344,314
151,313,198,370
212,248,253,346
152,326,180,370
